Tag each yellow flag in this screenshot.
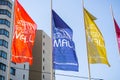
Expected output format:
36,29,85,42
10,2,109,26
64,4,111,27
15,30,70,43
84,8,110,66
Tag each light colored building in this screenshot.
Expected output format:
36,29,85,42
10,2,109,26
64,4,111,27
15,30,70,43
0,0,29,80
29,30,54,80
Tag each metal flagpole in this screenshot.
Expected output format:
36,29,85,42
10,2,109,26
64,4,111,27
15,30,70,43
110,5,120,55
82,0,91,80
50,0,55,80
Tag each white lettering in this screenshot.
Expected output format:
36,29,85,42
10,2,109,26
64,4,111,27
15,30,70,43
93,38,103,47
20,34,27,43
14,31,21,39
54,39,73,48
62,39,68,47
54,39,61,47
29,35,33,43
14,31,33,43
17,20,36,31
13,20,36,43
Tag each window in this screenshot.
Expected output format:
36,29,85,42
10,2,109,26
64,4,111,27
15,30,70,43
0,50,7,59
0,0,12,9
43,35,45,38
0,19,10,27
43,66,45,70
43,74,45,79
0,39,8,48
0,29,9,37
43,50,45,54
0,75,5,80
0,9,11,18
23,74,25,80
0,63,6,71
43,58,45,62
24,64,26,69
43,42,45,46
10,67,16,75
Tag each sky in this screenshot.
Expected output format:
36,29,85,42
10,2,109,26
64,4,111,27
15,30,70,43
14,0,120,80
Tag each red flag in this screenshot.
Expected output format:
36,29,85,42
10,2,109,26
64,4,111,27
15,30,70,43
11,0,37,65
114,18,120,53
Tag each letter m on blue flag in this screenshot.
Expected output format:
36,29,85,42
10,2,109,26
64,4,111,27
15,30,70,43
52,10,79,71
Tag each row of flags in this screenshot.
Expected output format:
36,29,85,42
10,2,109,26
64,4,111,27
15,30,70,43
11,0,120,71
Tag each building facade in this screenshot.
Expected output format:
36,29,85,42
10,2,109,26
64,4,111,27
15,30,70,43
0,0,29,80
29,30,54,80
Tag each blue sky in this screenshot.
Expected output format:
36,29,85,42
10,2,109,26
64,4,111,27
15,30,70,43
17,0,120,80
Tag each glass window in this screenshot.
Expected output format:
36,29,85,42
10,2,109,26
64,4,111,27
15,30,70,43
43,42,45,46
0,0,12,9
43,50,45,54
43,58,45,62
0,75,5,80
0,29,9,37
0,50,7,59
10,67,16,75
0,63,6,71
43,74,45,79
24,64,26,69
0,9,11,18
0,39,8,48
0,40,2,45
43,66,45,70
0,19,10,27
23,74,25,80
43,35,45,38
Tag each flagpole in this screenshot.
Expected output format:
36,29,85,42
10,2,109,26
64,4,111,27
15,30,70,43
110,5,120,55
82,0,91,80
50,0,55,80
7,0,16,80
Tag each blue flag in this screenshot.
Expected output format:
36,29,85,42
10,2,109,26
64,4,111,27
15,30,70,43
52,10,79,71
